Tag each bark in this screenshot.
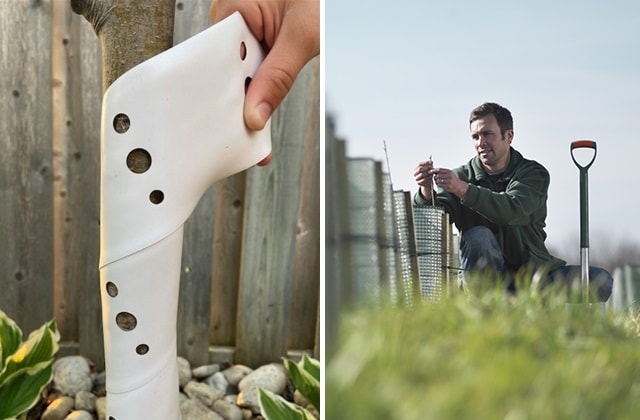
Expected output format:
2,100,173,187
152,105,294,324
71,0,176,91
70,0,175,368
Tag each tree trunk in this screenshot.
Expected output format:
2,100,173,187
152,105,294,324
70,0,178,413
71,0,176,91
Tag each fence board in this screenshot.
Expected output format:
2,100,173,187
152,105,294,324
72,14,104,367
174,0,215,369
179,186,216,366
0,0,54,335
211,174,246,345
173,0,210,44
52,0,76,342
235,59,318,367
289,60,320,351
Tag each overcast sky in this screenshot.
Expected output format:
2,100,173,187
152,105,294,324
326,0,640,258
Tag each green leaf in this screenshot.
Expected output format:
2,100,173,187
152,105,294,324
298,355,320,382
0,310,23,372
0,321,58,387
284,358,320,411
0,360,53,419
27,320,58,345
259,388,315,420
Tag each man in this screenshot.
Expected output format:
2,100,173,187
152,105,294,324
413,102,612,301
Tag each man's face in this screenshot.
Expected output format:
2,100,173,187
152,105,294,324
470,114,513,172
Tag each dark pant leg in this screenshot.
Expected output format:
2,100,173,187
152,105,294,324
459,226,509,293
460,226,505,273
547,265,613,302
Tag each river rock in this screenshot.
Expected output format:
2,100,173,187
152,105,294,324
95,397,106,420
241,408,253,420
205,371,229,393
223,394,238,405
236,363,288,414
222,365,252,386
74,390,96,412
93,370,107,397
193,364,221,379
64,410,93,420
184,380,225,407
295,389,318,413
178,357,193,388
42,396,74,420
212,398,243,420
238,363,287,394
236,388,261,414
52,356,93,396
180,398,224,420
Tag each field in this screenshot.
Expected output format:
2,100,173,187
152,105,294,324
326,284,640,419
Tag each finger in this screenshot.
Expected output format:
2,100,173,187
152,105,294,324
210,1,259,26
243,35,316,131
210,2,268,47
415,171,432,186
416,162,432,174
210,1,237,24
244,2,319,131
209,1,219,22
256,152,273,166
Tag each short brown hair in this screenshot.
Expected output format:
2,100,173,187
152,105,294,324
469,102,513,136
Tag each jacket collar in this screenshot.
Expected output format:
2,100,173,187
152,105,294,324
470,147,522,181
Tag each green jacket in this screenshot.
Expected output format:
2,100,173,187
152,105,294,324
414,148,565,273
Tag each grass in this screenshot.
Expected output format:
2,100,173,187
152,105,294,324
326,283,640,420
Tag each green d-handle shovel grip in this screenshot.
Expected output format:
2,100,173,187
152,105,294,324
570,140,597,302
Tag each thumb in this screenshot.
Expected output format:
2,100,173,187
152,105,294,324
244,42,305,131
243,14,318,131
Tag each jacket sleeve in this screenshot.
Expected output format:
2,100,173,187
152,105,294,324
413,188,433,206
460,163,550,226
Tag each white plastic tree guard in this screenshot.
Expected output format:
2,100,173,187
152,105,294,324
98,13,271,419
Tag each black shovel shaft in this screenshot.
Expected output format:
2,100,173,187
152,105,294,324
570,140,597,248
578,170,589,248
570,140,597,302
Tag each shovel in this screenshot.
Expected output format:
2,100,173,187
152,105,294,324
570,140,597,303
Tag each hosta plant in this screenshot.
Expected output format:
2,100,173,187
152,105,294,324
0,310,59,420
259,354,320,420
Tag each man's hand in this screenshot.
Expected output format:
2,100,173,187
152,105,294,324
414,159,435,200
210,0,320,132
429,167,469,199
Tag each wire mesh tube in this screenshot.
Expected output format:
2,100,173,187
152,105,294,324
381,173,400,305
413,206,451,301
346,159,384,301
393,191,420,307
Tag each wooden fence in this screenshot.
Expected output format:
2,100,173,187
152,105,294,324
0,0,319,369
